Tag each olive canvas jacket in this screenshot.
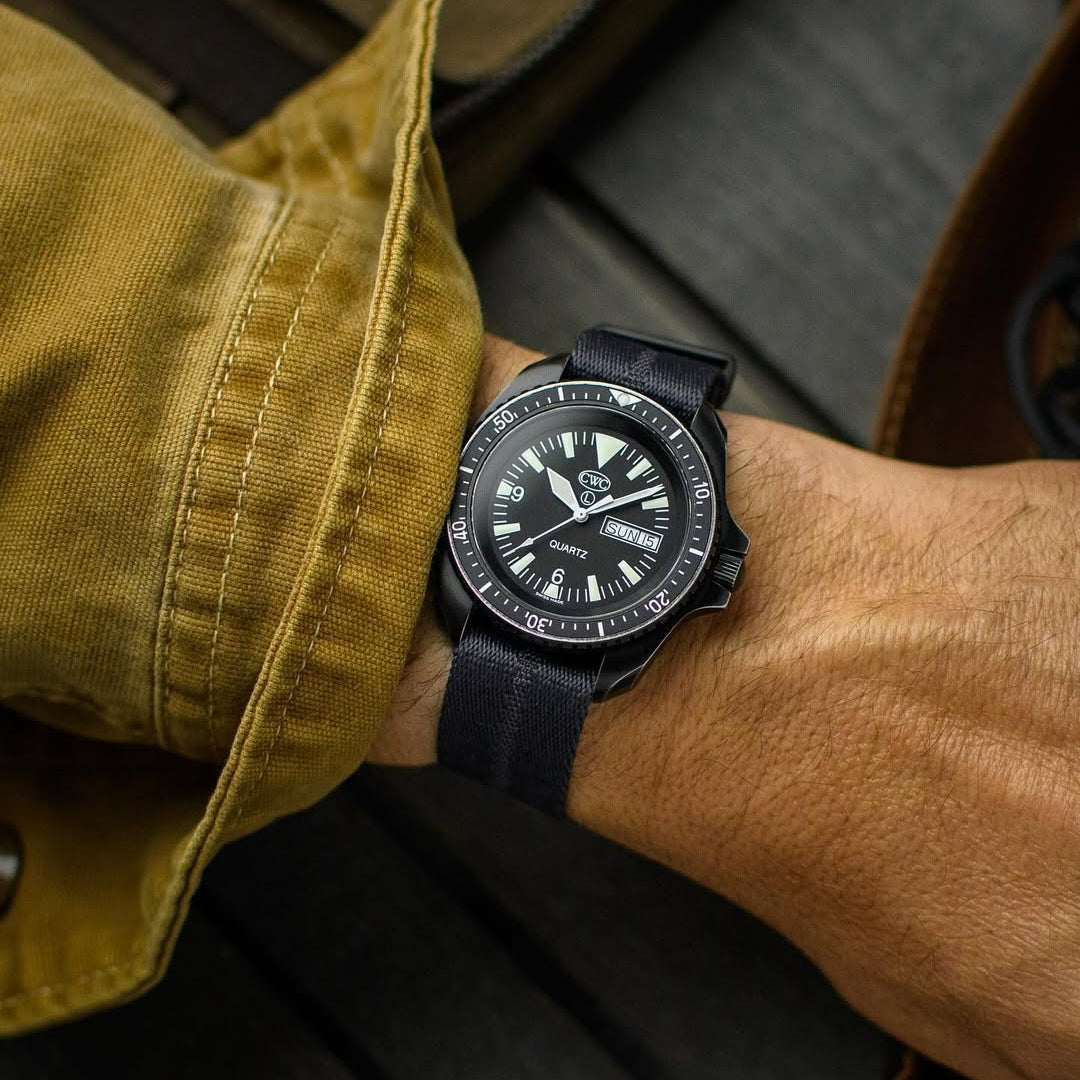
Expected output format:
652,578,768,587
0,0,481,1032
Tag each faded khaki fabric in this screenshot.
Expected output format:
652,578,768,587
0,0,481,1032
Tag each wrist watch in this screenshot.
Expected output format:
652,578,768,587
435,327,749,815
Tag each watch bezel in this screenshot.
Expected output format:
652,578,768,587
445,378,718,648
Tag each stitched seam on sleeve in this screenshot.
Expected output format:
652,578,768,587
1,0,443,1030
245,218,418,799
159,197,295,744
156,0,434,1010
206,108,349,753
205,215,343,753
236,0,438,810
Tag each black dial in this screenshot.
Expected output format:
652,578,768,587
447,380,717,645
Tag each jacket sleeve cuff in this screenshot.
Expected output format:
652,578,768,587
0,0,481,1032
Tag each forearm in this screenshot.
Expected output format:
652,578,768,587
583,441,1080,1080
377,334,1080,1079
572,409,949,920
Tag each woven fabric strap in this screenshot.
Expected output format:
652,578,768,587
438,624,601,816
564,327,734,422
438,327,733,814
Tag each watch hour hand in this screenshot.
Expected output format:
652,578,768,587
546,467,584,517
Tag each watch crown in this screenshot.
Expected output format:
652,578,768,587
712,551,743,591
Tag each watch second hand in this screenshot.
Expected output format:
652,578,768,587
503,512,578,556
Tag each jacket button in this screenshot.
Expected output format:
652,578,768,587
0,821,22,917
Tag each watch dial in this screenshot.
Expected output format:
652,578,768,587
447,381,718,645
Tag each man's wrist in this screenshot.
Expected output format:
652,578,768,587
373,329,1080,1077
371,329,830,834
374,326,931,886
368,334,543,765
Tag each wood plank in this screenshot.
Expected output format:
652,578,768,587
225,0,358,69
0,914,354,1080
200,789,632,1080
7,0,178,105
464,180,844,439
559,0,1058,443
354,766,891,1080
66,0,318,131
172,99,234,148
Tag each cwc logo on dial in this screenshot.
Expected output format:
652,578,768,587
577,469,611,493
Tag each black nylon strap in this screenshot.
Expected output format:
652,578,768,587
438,327,731,814
438,623,601,816
564,327,735,420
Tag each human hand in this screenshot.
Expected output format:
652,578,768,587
372,334,1080,1080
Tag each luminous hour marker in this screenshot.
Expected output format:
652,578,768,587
493,522,521,536
561,432,575,458
587,575,601,602
523,448,544,473
595,433,625,468
459,465,473,474
688,547,704,556
497,480,514,498
618,559,642,585
543,582,562,600
479,581,492,593
626,457,650,480
510,552,535,575
641,495,669,510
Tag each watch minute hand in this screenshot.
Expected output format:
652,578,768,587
585,483,665,516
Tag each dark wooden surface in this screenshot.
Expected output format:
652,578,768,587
0,1,1056,1077
4,914,356,1080
552,0,1058,441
